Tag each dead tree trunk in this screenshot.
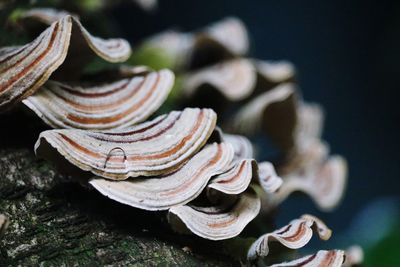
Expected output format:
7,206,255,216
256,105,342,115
0,147,237,266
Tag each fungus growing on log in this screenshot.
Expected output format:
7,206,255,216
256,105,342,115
0,15,131,110
24,70,174,129
270,250,345,267
89,143,234,210
247,214,332,260
35,108,217,179
168,189,261,240
0,6,363,266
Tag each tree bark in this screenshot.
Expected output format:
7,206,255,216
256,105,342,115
0,148,237,266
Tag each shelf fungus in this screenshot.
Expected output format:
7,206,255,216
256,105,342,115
35,108,217,180
23,69,174,129
181,59,296,112
183,58,257,101
89,143,234,210
232,83,298,152
247,214,332,260
202,17,249,56
168,189,261,240
270,250,345,267
207,159,257,195
145,17,249,70
257,162,283,194
0,15,131,110
343,246,364,267
254,60,296,85
270,155,347,211
222,133,254,161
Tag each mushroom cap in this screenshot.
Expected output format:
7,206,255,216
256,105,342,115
35,108,217,180
24,69,174,130
0,15,131,110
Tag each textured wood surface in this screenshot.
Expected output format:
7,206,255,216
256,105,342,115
0,147,237,266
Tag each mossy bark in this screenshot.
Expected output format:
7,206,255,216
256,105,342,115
0,147,238,266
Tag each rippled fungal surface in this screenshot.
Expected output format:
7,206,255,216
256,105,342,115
145,17,249,69
247,214,332,260
0,4,362,266
257,162,283,193
182,59,296,104
207,159,256,195
23,70,174,129
0,15,131,110
35,108,217,179
89,142,234,210
270,250,345,267
183,58,257,101
221,133,254,161
268,155,347,211
232,83,298,150
168,189,261,240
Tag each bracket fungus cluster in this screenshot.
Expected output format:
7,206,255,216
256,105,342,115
0,14,131,110
0,5,362,266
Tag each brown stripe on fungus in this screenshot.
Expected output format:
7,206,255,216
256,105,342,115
23,70,174,129
257,162,283,193
35,108,217,180
168,189,260,240
247,214,332,260
208,159,257,195
89,143,234,211
0,15,131,110
270,250,345,267
267,153,347,211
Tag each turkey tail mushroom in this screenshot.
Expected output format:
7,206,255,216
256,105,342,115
269,154,347,211
208,159,257,195
270,250,345,267
35,108,217,180
203,17,249,56
182,58,257,102
168,189,260,240
343,246,364,267
231,83,298,152
0,15,131,110
247,214,332,260
254,60,296,84
23,69,174,130
145,17,249,70
89,143,234,210
257,162,283,194
222,133,254,161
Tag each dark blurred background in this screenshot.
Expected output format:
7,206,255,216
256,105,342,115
110,0,399,263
